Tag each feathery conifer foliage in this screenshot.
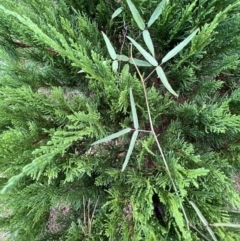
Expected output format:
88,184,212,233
0,0,240,240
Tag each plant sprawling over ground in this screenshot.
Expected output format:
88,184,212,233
0,0,240,240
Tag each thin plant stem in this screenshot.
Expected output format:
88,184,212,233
88,198,90,233
144,67,157,82
83,196,86,225
129,48,189,228
89,196,99,234
138,129,152,133
189,223,211,241
118,21,128,73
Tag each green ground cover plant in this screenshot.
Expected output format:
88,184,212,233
0,0,240,240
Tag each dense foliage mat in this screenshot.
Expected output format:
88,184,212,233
0,0,240,240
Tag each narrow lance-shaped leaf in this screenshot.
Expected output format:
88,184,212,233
130,88,139,129
91,128,131,146
161,28,199,64
126,0,145,30
156,66,178,97
122,130,139,171
210,223,240,228
143,30,155,56
189,201,219,241
127,36,158,66
112,60,118,72
111,7,123,19
147,0,169,28
129,58,152,67
101,32,117,60
116,54,129,61
122,64,130,76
